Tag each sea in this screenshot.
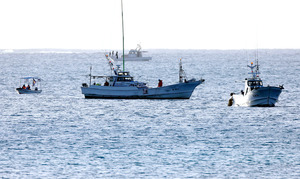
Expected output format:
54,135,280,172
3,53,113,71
0,49,299,178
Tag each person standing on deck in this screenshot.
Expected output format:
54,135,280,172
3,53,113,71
158,79,163,87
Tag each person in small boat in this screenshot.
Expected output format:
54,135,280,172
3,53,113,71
158,79,163,87
26,85,31,90
104,81,109,86
22,84,26,89
35,87,38,91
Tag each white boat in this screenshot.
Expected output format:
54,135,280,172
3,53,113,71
16,77,42,94
81,0,204,99
107,44,152,61
81,57,204,99
228,60,283,107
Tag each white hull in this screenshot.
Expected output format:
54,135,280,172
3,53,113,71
232,86,282,107
81,81,202,99
114,57,152,61
16,88,42,94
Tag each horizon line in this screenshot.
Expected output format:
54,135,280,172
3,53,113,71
1,48,300,51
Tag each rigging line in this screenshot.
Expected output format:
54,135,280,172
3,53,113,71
255,26,259,75
255,25,259,61
121,0,125,72
243,46,249,69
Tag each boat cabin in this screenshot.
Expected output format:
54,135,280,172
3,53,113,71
107,71,136,87
243,78,263,95
86,71,144,87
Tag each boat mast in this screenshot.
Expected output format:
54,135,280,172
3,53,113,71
256,55,259,77
121,0,125,71
89,66,92,86
179,58,185,83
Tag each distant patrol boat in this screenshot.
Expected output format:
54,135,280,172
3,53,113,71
107,44,152,61
228,60,283,107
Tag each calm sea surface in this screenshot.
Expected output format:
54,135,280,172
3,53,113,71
0,49,299,178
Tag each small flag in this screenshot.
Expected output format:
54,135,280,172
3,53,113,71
33,79,36,86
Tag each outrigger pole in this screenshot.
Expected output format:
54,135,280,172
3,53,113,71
121,0,125,72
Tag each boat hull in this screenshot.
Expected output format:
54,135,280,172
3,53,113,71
16,88,42,94
114,57,152,61
232,86,282,107
81,80,202,99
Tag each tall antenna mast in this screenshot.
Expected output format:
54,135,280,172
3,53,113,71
121,0,125,71
255,28,259,75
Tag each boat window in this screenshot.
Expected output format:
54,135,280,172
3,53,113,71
248,81,262,86
117,72,129,76
109,77,115,82
117,77,133,81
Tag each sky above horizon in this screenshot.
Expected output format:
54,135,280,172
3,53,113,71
1,0,300,50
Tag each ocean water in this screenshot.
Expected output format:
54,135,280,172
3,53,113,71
0,49,299,178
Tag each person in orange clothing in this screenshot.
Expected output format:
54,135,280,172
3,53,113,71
158,79,163,87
